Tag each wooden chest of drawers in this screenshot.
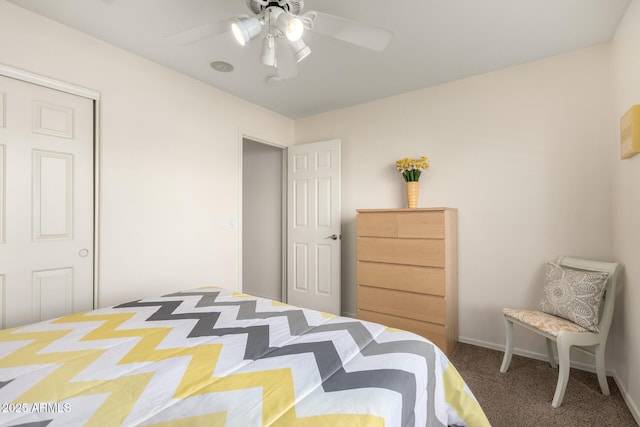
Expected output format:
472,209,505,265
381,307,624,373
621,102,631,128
356,208,458,355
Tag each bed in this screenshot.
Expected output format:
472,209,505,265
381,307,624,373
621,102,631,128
0,287,489,426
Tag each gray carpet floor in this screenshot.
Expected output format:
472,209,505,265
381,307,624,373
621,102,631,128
449,343,638,426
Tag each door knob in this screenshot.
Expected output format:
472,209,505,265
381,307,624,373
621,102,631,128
325,234,339,240
79,249,89,257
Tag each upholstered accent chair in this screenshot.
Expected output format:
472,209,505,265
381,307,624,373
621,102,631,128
500,256,621,408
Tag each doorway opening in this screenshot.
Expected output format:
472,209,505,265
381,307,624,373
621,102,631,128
241,138,286,301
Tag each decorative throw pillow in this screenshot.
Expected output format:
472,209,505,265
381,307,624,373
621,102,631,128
540,262,609,332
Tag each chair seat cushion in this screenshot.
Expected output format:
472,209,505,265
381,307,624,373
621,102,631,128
503,308,589,336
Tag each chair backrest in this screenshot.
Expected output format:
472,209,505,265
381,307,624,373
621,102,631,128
555,256,621,338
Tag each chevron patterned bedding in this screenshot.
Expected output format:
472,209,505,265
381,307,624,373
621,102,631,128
0,287,489,427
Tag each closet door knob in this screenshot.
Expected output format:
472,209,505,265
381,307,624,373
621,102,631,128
325,234,339,240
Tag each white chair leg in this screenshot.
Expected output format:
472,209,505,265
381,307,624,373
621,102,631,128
500,316,514,373
545,338,557,369
594,344,610,396
552,341,571,408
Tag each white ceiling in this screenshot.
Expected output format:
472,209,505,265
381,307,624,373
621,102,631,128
8,0,631,119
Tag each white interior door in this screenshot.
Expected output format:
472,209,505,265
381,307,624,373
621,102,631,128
287,139,341,315
0,75,94,329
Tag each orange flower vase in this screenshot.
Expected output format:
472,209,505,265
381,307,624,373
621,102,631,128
406,181,419,208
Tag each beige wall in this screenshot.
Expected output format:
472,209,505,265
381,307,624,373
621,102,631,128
611,0,640,419
296,44,614,323
0,1,295,307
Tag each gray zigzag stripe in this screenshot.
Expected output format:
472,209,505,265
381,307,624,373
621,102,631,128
124,290,445,427
312,323,443,427
181,289,443,424
8,421,52,427
177,290,317,335
262,340,419,427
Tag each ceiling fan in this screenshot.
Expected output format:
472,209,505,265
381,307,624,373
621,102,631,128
167,0,392,80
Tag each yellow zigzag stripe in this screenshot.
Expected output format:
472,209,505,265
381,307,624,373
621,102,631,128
443,361,491,427
0,312,223,426
78,311,382,426
178,366,383,426
0,313,153,426
147,412,228,427
66,311,223,425
273,410,384,427
1,311,383,426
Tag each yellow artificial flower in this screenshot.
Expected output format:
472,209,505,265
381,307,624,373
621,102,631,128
395,155,430,182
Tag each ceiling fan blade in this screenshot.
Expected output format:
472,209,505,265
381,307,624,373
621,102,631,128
277,39,298,80
166,19,232,45
303,11,392,52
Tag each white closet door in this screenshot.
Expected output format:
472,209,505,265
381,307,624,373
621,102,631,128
0,75,94,329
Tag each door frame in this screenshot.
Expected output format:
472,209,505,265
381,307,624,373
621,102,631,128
237,130,288,301
0,63,102,308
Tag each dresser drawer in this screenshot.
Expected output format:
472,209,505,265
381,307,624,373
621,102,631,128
356,212,397,237
358,309,447,350
397,211,445,239
357,237,445,267
357,261,445,296
357,285,446,325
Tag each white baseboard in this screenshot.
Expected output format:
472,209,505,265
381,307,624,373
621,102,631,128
458,336,640,424
458,336,610,374
612,372,640,426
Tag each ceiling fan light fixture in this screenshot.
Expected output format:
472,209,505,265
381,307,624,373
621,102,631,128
231,17,262,46
289,38,311,62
